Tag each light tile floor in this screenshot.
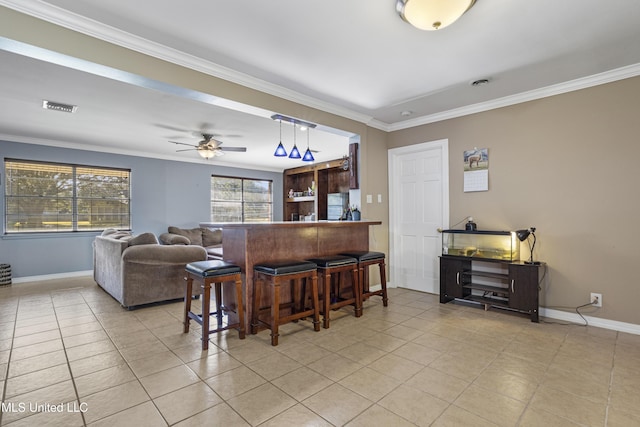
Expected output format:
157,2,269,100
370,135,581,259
1,276,640,426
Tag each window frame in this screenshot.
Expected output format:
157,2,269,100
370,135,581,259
210,175,273,223
4,159,131,234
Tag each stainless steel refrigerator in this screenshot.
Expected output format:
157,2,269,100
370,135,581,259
327,193,349,220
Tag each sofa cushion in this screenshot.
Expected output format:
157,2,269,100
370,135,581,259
160,233,190,245
168,226,203,246
128,232,158,246
202,228,222,247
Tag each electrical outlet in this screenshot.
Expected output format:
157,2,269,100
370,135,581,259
590,292,602,307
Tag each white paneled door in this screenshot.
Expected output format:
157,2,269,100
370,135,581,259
388,140,449,294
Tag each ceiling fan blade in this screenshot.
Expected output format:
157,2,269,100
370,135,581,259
220,147,247,152
169,140,198,147
155,123,191,133
175,148,197,152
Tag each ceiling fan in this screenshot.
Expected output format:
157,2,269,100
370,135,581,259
169,133,247,159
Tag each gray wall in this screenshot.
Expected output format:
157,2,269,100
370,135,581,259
0,140,283,279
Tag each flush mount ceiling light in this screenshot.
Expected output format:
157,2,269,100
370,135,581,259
42,100,78,113
396,0,477,31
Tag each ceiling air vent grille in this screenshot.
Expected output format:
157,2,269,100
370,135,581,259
42,100,78,113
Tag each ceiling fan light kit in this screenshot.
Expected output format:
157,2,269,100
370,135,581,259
170,133,246,159
396,0,476,31
197,146,216,159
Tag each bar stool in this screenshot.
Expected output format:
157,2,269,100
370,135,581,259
251,260,320,346
184,260,245,350
306,255,360,329
339,251,388,308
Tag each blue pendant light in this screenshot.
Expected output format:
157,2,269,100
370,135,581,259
273,119,287,157
274,142,287,157
289,145,301,159
271,114,319,161
302,129,315,162
289,125,301,159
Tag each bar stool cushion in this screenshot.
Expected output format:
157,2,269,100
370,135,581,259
186,260,241,277
254,260,317,276
307,255,357,268
339,251,385,262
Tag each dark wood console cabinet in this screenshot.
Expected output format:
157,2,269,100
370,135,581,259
440,256,542,322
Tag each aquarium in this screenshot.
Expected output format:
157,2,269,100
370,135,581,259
442,230,520,262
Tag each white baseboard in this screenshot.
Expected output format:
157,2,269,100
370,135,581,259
389,285,640,335
8,276,639,335
540,308,640,335
10,270,93,284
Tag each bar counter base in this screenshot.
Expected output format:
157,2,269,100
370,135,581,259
199,221,382,332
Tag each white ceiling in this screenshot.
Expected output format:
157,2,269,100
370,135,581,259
1,0,640,171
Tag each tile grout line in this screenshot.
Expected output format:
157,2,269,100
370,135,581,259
84,299,171,426
0,300,18,427
3,283,636,426
52,293,89,427
142,305,231,426
604,331,619,427
511,327,565,427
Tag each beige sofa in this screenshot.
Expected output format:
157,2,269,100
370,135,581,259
93,230,207,308
159,226,223,260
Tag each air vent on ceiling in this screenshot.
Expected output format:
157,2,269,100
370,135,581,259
42,100,78,113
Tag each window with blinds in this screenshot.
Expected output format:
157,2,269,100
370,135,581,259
211,176,272,223
4,159,131,233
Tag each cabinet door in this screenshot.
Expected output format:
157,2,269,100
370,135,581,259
508,264,539,321
439,257,470,303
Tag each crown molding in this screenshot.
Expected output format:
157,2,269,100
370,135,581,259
2,1,639,134
0,0,374,126
387,63,640,132
0,133,284,173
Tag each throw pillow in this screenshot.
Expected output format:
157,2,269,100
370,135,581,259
168,226,203,246
202,228,222,247
160,234,190,245
128,232,158,246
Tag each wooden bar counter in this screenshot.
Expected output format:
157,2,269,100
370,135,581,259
199,220,382,332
